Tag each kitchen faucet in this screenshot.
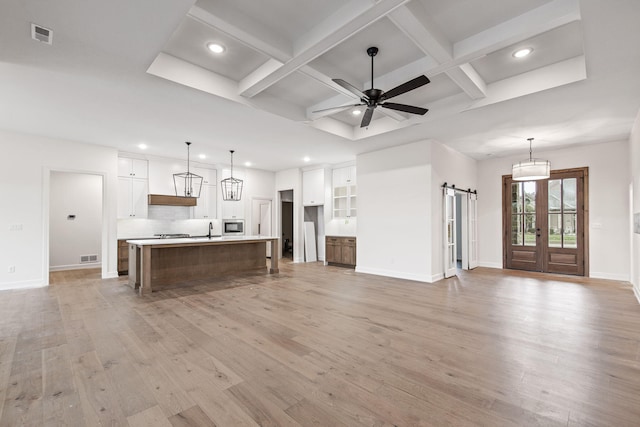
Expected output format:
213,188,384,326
208,221,213,239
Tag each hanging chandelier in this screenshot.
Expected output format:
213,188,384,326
173,141,203,197
512,138,550,181
221,150,243,201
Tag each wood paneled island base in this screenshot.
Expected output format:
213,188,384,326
127,236,278,295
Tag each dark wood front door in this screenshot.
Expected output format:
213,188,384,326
503,167,588,276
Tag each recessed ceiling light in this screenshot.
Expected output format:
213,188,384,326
138,143,147,150
513,48,533,58
352,109,362,116
198,154,206,159
207,43,225,54
244,161,252,167
303,156,310,163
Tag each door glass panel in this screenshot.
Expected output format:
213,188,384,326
564,214,577,248
563,178,577,211
548,213,562,247
512,183,522,213
524,214,536,246
511,215,523,245
524,182,536,212
548,179,561,213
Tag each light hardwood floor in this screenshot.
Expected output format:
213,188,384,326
1,262,639,426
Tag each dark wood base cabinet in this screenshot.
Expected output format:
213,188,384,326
326,236,356,267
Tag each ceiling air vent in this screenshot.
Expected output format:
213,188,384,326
31,23,53,45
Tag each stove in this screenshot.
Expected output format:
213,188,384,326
154,233,190,239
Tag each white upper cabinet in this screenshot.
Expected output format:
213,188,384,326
191,167,214,185
118,177,148,218
193,184,217,219
303,168,325,206
118,157,148,218
332,165,356,218
118,157,148,179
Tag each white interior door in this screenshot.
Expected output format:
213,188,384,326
468,193,478,269
444,188,457,278
260,202,272,257
460,194,469,270
252,198,272,257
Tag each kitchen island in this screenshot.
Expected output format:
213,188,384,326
127,236,278,295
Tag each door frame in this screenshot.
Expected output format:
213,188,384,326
502,167,589,276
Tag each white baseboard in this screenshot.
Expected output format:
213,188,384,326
634,285,640,305
50,262,101,272
430,273,445,282
355,266,433,283
0,279,46,291
478,262,502,269
589,272,630,281
103,271,119,279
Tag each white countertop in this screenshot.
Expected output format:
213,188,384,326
126,235,278,246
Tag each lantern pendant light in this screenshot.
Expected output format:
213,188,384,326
512,138,550,181
221,150,243,201
173,141,203,197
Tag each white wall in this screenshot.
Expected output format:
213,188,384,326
629,110,640,301
0,130,118,290
50,172,103,270
477,139,630,280
275,169,304,262
356,141,433,282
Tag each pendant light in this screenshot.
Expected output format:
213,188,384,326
173,141,203,197
221,150,243,201
512,138,550,181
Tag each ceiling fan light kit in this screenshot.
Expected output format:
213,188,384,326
313,46,431,128
512,138,551,181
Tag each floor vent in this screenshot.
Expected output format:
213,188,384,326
31,23,53,45
80,255,98,263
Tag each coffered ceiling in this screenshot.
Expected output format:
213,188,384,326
1,0,639,170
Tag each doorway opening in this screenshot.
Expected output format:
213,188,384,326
49,172,103,276
502,167,589,276
280,190,294,259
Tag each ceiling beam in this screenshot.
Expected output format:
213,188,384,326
388,3,487,99
189,4,356,103
188,5,291,61
453,0,581,63
237,0,411,98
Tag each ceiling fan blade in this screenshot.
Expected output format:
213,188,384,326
333,79,367,99
312,103,364,114
382,75,430,100
380,102,429,115
360,107,375,128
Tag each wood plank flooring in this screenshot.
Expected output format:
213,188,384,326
1,262,639,426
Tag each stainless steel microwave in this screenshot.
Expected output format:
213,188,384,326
222,219,244,235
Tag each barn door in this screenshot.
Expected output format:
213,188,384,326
468,193,479,269
444,188,457,278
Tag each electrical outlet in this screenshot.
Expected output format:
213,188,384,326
8,266,15,273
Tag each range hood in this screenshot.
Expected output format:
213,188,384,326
148,194,197,206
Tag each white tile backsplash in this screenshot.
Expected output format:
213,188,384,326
118,218,222,238
148,205,191,220
325,218,357,237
